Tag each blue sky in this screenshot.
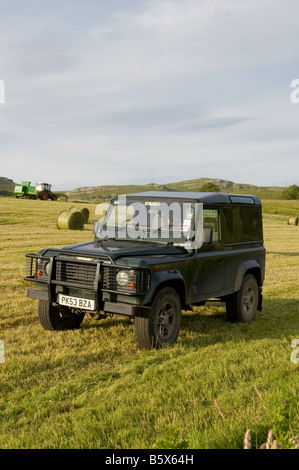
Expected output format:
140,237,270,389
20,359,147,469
0,0,298,191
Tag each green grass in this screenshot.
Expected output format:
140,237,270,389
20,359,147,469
262,200,299,218
0,197,298,449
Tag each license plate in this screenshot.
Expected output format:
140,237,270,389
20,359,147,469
58,294,95,311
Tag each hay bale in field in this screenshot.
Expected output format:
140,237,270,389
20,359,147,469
56,210,68,228
69,206,89,223
56,210,85,230
95,202,110,220
288,216,299,225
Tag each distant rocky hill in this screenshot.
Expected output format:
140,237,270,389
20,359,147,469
166,178,248,191
65,178,286,202
0,175,286,200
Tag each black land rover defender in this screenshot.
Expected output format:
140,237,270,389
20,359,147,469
25,191,265,349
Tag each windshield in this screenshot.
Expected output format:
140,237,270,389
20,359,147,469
36,183,50,191
95,196,203,248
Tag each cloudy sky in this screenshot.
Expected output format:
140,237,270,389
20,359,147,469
0,0,298,191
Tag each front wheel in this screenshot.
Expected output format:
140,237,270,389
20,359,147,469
38,300,85,331
226,274,259,323
39,191,48,200
135,287,182,349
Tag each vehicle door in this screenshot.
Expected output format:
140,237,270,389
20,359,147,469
191,208,226,301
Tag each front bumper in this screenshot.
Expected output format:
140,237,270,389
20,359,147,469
27,288,151,318
25,251,151,317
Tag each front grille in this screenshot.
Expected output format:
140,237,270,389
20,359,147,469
25,253,150,295
56,260,97,287
102,266,149,294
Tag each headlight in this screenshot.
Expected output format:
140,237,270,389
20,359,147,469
45,262,51,276
116,270,136,289
36,258,50,277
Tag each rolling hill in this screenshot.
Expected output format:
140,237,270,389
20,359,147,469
64,178,286,202
0,176,287,200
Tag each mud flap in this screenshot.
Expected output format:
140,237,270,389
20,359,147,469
258,290,263,312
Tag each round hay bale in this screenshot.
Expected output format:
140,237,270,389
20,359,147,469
56,210,69,229
57,210,84,230
288,216,299,225
69,206,89,223
95,202,110,220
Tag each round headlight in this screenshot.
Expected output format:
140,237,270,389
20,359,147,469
116,270,129,287
45,262,51,276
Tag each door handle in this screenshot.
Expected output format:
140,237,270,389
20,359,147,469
217,259,225,265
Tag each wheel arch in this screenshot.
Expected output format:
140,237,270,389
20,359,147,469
146,271,187,309
234,260,262,292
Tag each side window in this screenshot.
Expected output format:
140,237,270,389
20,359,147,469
203,209,220,242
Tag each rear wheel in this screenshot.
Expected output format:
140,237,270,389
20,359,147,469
38,300,85,331
226,274,259,323
135,287,182,349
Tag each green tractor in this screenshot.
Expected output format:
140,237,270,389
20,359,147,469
14,182,58,200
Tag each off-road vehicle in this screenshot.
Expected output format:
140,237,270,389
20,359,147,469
25,191,265,349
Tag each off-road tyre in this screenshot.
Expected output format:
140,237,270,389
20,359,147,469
39,191,48,200
226,273,259,323
38,300,85,331
134,287,182,349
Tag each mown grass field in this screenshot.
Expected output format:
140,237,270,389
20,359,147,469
0,197,298,449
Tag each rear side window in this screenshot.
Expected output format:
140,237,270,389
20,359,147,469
229,196,255,204
221,206,263,243
203,209,220,241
